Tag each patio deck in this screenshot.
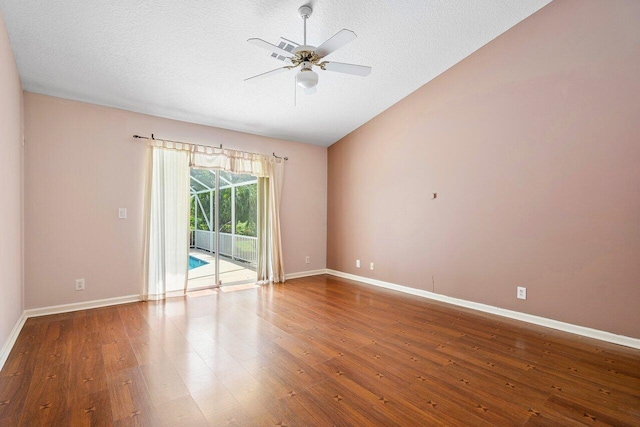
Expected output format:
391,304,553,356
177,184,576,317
188,248,256,289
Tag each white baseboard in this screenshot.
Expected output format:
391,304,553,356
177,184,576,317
326,269,640,350
0,311,28,371
24,294,141,318
286,269,327,280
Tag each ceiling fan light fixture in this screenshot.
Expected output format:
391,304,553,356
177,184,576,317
296,68,318,89
245,5,371,97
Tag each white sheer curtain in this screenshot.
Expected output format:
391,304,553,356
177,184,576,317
265,158,285,283
142,139,287,301
260,158,285,283
142,146,190,300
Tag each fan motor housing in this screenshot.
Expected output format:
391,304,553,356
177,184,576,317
290,48,321,68
292,45,316,55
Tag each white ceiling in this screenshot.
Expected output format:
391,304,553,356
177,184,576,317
0,0,550,146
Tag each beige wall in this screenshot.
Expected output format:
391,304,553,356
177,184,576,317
0,11,23,347
24,93,327,309
327,0,640,338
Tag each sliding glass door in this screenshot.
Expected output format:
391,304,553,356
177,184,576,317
188,168,258,289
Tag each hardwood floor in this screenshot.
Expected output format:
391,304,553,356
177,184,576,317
1,274,639,426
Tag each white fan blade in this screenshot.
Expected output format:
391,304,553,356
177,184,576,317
323,61,371,77
315,29,357,58
304,86,317,95
281,37,301,47
248,38,294,59
268,38,299,64
245,67,289,81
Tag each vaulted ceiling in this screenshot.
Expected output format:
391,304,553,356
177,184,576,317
0,0,550,146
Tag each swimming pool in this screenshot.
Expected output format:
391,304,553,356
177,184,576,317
189,255,209,270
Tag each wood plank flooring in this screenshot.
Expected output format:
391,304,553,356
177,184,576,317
1,274,639,426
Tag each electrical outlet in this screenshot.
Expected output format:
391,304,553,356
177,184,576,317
370,262,374,270
118,208,127,219
75,278,85,291
305,256,310,264
356,259,360,268
517,286,526,300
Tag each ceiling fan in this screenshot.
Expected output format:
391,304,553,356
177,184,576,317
245,5,372,95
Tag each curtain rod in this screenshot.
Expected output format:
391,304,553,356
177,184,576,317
132,134,288,160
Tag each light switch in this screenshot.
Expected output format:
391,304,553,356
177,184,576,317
118,208,127,219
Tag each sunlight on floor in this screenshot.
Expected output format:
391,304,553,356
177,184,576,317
187,283,259,298
220,283,259,292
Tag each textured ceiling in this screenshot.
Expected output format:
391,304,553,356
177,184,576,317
0,0,550,146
